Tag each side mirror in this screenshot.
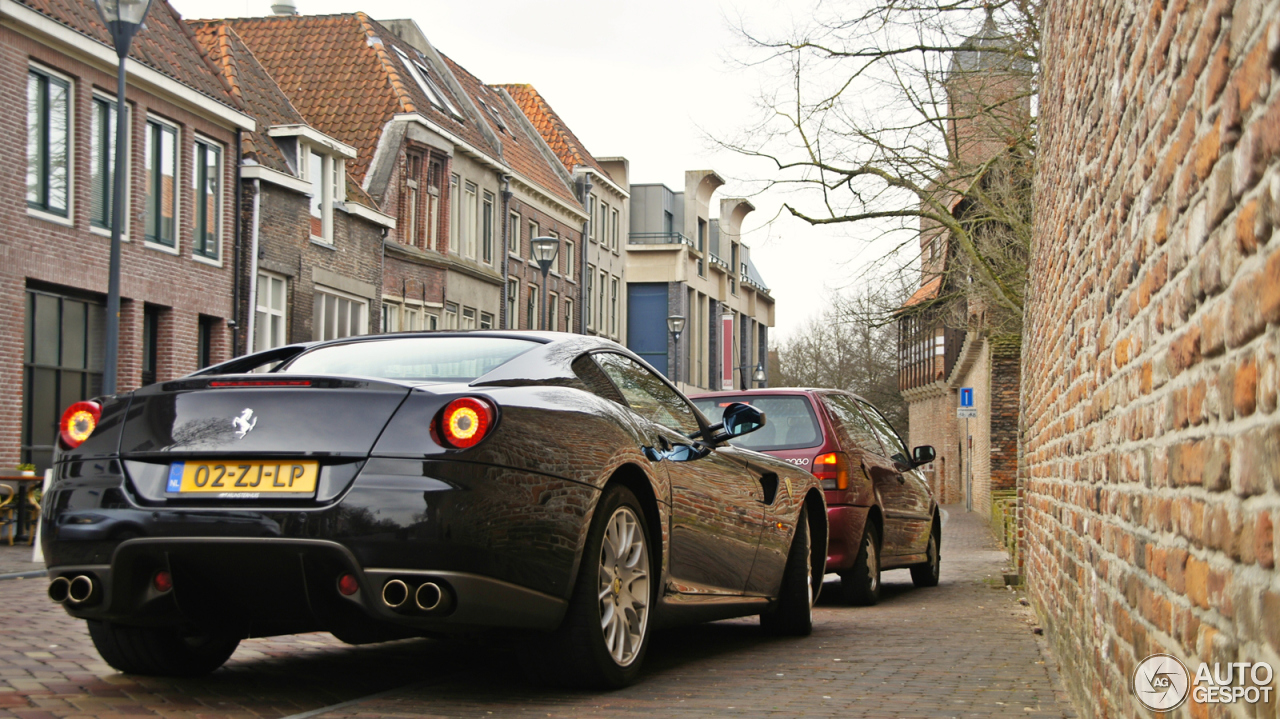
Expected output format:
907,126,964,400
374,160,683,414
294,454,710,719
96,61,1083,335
912,445,936,467
722,402,766,438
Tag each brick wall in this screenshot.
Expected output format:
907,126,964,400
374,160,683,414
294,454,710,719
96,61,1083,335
1024,0,1280,715
1,27,238,470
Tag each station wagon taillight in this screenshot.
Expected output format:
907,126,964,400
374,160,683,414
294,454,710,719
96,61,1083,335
59,401,102,450
813,452,850,490
437,397,495,449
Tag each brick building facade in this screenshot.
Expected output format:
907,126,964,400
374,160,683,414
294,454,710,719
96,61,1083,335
1,0,252,472
1025,0,1280,715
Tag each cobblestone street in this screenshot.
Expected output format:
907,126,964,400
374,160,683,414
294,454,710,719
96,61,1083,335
0,507,1077,718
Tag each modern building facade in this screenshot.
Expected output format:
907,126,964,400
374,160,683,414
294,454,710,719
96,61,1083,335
2,0,254,472
626,170,774,391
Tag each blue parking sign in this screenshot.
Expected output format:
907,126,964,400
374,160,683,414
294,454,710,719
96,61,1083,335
960,387,974,407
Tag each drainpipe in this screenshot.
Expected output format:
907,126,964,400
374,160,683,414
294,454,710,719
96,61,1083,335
500,174,512,328
231,130,243,355
578,172,593,335
244,176,262,352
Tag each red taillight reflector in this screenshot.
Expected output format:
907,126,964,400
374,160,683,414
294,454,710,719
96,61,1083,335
209,380,312,387
59,401,102,450
813,452,850,491
337,573,359,596
152,571,173,593
438,397,494,449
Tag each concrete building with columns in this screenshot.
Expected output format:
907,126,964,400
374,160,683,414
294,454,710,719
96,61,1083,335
625,170,774,392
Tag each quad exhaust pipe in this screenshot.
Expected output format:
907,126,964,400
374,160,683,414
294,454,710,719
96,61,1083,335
48,575,97,606
380,578,453,615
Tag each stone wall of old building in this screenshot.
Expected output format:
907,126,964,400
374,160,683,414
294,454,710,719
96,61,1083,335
1025,0,1280,715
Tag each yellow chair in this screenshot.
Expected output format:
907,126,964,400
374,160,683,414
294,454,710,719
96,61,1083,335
25,487,41,546
0,485,16,546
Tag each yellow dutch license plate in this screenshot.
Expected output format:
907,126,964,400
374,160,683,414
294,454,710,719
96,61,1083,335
166,460,319,495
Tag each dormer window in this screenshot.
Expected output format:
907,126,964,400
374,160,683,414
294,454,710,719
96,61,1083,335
304,147,343,242
393,47,463,121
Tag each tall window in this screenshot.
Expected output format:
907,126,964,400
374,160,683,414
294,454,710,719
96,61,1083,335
141,305,161,386
197,316,216,369
564,239,574,280
307,149,339,242
548,292,558,331
601,202,611,247
528,221,539,259
463,181,478,258
255,272,287,351
90,96,125,230
444,302,458,329
449,173,459,252
27,67,70,218
404,153,421,246
193,139,221,259
506,278,519,328
428,159,442,250
598,270,607,334
145,118,178,246
508,211,521,257
313,288,367,341
22,290,104,471
564,299,573,333
528,285,539,330
482,191,495,264
611,208,620,250
586,266,595,330
610,277,619,336
588,194,597,242
382,301,399,332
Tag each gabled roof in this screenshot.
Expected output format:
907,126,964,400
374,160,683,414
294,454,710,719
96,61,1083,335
224,13,496,185
498,84,610,179
16,0,238,110
188,19,378,210
441,57,582,210
188,21,302,174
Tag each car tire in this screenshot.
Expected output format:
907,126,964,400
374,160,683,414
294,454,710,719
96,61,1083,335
87,620,240,677
910,529,941,588
533,484,654,689
760,510,814,637
840,522,881,606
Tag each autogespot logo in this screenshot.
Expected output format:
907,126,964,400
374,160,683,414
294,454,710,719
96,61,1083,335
1133,654,1190,711
1133,654,1275,711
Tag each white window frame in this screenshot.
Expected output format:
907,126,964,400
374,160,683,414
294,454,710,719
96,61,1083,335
254,271,288,352
548,292,558,331
27,63,74,226
588,194,597,242
382,300,400,332
462,306,477,329
144,114,180,252
444,302,459,329
610,276,619,337
611,207,620,251
482,190,495,264
586,265,596,331
507,278,519,329
564,298,573,333
564,239,574,281
480,311,494,329
305,147,342,243
527,220,539,260
508,211,521,258
191,133,223,265
313,286,368,341
449,173,459,253
597,269,607,335
463,181,478,259
90,91,129,239
528,284,539,330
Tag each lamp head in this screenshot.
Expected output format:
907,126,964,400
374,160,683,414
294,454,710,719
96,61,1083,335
531,236,558,274
666,315,686,337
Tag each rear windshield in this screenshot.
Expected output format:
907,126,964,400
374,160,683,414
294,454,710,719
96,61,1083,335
279,337,538,382
691,395,823,452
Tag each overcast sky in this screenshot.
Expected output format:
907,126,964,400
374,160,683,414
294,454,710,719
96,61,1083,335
169,0,910,340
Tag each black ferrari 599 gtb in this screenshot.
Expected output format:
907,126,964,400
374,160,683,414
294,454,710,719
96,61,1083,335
43,331,825,687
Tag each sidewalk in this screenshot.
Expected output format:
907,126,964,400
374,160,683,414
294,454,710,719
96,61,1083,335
0,544,41,576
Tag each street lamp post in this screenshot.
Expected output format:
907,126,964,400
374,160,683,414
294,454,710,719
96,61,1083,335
530,236,559,331
94,0,154,395
666,315,685,384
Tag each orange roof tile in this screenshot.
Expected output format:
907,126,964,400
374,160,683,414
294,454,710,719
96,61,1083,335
440,56,582,210
902,275,943,308
17,0,238,111
497,84,611,179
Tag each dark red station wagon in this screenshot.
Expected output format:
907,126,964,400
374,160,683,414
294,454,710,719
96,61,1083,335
690,389,939,605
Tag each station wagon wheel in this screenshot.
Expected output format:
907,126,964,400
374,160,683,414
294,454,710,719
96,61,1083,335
910,528,941,588
533,484,654,688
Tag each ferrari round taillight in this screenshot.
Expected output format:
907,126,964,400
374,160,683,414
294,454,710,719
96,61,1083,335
337,573,359,596
438,397,494,449
59,401,102,450
152,570,173,593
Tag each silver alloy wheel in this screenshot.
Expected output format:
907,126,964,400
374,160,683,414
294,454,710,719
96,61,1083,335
928,536,939,579
866,534,879,593
597,505,650,667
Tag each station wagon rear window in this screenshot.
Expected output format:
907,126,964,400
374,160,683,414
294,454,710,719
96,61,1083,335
280,337,537,382
692,395,822,451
